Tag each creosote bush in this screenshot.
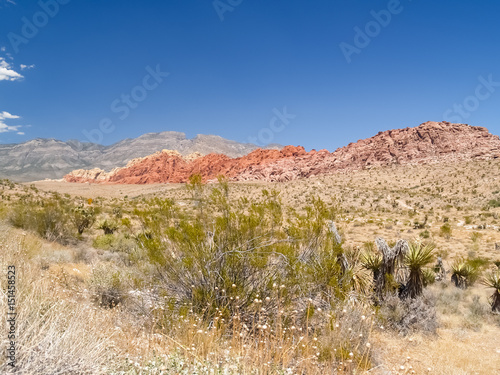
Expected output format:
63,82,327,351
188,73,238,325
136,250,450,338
133,179,378,369
8,193,73,243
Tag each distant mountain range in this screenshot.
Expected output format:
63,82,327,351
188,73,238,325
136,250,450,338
0,132,281,182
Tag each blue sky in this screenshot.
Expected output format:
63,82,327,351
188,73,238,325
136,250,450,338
1,0,500,151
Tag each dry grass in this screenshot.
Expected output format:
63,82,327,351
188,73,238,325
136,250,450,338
0,225,120,374
1,159,500,373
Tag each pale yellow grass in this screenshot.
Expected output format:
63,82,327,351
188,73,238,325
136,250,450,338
373,326,500,375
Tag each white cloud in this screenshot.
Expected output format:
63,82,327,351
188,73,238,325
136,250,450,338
0,57,23,81
0,111,20,120
1,48,29,137
20,64,35,70
0,111,22,134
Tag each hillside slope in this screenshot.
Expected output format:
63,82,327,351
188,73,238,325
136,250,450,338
64,121,500,184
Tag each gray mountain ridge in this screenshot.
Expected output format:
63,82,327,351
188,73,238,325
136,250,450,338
0,131,281,182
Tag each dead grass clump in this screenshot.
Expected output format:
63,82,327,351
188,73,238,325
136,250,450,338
0,230,118,373
378,290,438,335
89,262,127,309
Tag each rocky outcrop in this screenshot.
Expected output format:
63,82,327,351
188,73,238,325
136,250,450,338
64,122,500,184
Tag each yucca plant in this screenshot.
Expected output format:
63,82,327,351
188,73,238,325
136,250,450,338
361,251,382,284
97,219,119,235
422,268,437,287
403,242,435,298
481,271,500,312
451,258,480,289
372,238,408,300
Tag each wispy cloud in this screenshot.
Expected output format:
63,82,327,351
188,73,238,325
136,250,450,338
20,64,35,70
1,46,28,137
0,57,23,81
0,111,23,134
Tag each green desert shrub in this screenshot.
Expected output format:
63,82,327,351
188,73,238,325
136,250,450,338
93,233,135,253
89,263,126,308
136,185,363,331
9,194,73,243
70,203,98,235
439,223,452,239
93,234,117,250
97,219,119,235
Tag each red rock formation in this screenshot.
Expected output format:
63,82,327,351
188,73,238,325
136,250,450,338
63,122,500,184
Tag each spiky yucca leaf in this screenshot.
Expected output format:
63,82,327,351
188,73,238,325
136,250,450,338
451,258,480,289
422,268,436,287
481,271,500,292
342,261,373,297
403,242,435,298
451,259,468,276
404,242,434,271
481,271,500,312
361,252,382,271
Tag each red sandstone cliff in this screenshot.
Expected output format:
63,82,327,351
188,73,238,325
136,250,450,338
64,122,500,184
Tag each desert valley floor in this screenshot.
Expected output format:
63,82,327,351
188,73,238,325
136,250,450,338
15,158,500,374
